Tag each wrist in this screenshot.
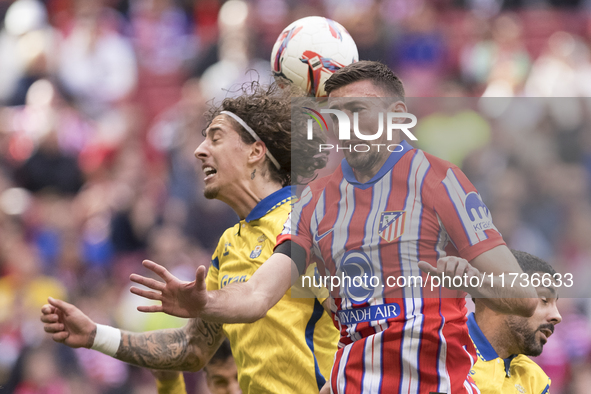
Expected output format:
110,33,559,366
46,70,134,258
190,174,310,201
90,324,121,356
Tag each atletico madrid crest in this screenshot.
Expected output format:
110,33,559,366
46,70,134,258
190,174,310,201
378,211,406,242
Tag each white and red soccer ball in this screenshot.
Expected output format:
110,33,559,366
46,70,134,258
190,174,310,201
271,16,359,97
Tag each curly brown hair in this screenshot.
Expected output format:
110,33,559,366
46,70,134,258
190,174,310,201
204,82,327,186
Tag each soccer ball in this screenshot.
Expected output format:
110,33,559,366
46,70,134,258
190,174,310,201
271,16,359,97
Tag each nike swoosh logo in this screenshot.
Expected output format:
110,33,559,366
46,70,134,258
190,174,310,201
314,228,334,242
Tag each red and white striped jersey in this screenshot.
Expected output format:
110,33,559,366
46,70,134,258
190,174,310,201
277,141,503,394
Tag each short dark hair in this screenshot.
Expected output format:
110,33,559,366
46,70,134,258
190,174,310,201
324,61,405,98
510,249,556,276
204,82,327,185
206,339,233,368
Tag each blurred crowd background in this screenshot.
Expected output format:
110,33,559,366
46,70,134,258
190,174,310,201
0,0,590,393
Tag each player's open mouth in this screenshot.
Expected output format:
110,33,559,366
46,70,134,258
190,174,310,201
203,166,217,181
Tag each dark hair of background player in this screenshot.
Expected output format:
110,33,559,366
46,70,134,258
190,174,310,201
324,60,405,99
204,82,327,186
206,339,233,368
510,249,556,277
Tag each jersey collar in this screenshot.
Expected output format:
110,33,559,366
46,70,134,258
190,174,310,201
245,186,294,223
468,313,519,377
467,312,499,362
341,140,414,190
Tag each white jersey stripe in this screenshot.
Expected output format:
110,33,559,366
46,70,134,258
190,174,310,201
293,186,313,237
398,150,430,394
337,344,352,394
435,215,451,393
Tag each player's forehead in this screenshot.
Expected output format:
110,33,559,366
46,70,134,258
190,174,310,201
205,115,239,137
328,80,385,99
532,272,559,299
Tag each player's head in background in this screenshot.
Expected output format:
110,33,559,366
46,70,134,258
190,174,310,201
195,82,326,211
323,61,408,180
324,60,405,99
204,339,241,394
474,250,562,357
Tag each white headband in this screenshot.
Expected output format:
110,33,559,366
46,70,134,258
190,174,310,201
221,111,281,170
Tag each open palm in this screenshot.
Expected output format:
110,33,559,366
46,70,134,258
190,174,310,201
130,260,209,318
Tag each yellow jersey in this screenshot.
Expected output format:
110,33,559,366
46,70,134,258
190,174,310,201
467,313,551,394
206,186,339,394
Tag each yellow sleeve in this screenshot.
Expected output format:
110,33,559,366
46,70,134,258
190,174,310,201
156,373,186,394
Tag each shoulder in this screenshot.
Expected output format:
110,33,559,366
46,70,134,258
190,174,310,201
511,355,551,392
418,149,458,179
512,355,549,378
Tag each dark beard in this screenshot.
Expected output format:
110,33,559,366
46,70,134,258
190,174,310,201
506,318,553,357
343,149,383,175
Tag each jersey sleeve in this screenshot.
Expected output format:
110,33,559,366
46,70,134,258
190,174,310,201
430,166,505,262
275,186,315,265
156,373,187,394
206,243,222,291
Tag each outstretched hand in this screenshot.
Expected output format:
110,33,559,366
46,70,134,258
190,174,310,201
130,260,209,318
40,297,97,348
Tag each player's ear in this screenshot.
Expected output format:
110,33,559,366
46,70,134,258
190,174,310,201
388,100,407,114
248,141,267,165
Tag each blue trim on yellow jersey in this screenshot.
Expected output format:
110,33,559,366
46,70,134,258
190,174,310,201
245,186,295,222
467,312,498,361
211,257,220,270
541,383,550,394
305,298,326,391
341,140,414,190
503,354,517,377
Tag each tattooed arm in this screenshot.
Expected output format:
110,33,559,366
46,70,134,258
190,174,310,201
116,318,224,371
40,297,224,371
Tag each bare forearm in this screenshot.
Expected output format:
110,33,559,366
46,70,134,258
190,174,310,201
115,320,223,371
201,283,273,324
199,254,292,324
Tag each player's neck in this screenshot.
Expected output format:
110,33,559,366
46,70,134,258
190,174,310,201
218,178,283,220
352,152,390,184
476,312,517,359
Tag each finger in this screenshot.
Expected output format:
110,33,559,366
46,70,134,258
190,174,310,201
454,260,468,277
444,259,459,278
40,313,60,323
52,331,69,342
465,265,480,278
48,297,74,315
41,304,56,314
130,286,163,301
417,261,437,275
43,323,65,333
142,260,174,282
137,304,163,313
130,274,166,291
195,265,207,291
